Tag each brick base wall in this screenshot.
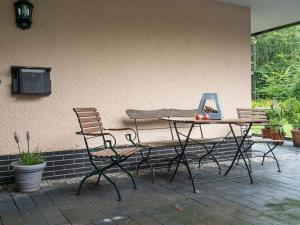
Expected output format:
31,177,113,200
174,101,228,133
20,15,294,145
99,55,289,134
0,137,248,184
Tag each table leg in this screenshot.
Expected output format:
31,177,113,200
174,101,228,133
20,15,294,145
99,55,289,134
169,122,197,193
224,123,254,184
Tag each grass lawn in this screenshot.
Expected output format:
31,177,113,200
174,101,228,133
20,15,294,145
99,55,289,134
251,124,293,138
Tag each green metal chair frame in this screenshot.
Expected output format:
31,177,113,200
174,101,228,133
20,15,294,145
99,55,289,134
73,107,140,201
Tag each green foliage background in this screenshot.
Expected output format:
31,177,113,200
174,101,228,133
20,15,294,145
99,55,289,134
252,25,300,132
253,25,300,101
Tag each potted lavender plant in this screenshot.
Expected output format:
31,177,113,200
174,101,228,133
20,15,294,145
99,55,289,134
11,131,46,192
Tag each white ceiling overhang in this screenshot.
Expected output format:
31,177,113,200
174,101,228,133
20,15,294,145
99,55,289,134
217,0,300,35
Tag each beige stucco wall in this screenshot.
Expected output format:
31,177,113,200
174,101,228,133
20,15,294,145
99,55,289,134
0,0,251,154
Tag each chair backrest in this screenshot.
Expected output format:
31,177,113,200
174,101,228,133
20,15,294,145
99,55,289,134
236,108,269,126
73,107,104,134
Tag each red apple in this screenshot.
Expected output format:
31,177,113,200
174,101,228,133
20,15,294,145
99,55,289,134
204,114,210,120
195,113,202,120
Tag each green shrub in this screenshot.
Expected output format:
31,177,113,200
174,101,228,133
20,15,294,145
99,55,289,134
266,108,284,132
281,98,300,129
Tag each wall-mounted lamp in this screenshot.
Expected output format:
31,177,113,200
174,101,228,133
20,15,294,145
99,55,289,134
14,0,34,30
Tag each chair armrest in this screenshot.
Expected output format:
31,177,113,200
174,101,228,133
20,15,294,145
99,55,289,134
104,127,135,132
76,131,117,147
104,128,137,144
76,131,111,137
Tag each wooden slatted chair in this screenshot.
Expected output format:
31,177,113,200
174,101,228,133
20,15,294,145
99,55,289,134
236,108,283,172
73,107,141,200
126,108,223,182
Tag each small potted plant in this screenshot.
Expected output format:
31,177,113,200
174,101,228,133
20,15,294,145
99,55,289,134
11,131,46,192
262,108,283,139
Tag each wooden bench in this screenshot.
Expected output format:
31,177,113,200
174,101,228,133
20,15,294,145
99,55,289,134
236,108,283,172
126,108,224,182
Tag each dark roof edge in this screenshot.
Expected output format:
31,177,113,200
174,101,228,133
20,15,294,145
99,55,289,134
252,21,300,36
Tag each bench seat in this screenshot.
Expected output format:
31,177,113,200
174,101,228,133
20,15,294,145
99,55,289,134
136,137,224,148
251,136,284,144
91,147,140,158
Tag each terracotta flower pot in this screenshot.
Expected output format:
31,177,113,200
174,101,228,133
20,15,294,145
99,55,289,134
261,128,275,139
261,128,269,138
271,131,285,143
291,129,300,147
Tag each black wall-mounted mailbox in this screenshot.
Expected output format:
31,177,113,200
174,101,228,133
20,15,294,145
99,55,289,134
11,66,52,95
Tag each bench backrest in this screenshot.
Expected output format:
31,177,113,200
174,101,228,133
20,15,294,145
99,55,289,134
126,109,170,119
236,108,269,126
126,108,199,142
73,107,104,134
169,109,198,117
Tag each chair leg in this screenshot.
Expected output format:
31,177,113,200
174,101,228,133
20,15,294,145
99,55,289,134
116,163,137,190
237,144,253,172
136,148,155,183
170,157,181,182
239,151,254,184
270,150,281,172
236,152,242,165
102,173,121,201
136,148,151,175
168,156,178,172
262,144,281,172
95,172,102,186
245,152,252,173
77,170,98,195
147,162,155,184
210,154,222,175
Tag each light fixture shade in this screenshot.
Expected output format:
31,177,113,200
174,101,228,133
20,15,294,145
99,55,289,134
14,0,34,29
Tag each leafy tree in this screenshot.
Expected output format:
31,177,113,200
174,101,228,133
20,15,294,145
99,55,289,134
253,25,300,100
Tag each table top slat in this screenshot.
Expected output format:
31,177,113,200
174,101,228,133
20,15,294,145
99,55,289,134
160,117,268,124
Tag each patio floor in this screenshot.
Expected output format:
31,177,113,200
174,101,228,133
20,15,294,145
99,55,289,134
1,142,300,225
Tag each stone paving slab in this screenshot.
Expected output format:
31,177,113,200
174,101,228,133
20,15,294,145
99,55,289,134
0,142,300,225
